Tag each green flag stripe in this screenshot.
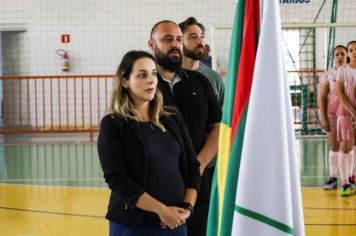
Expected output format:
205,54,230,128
219,107,248,236
235,205,294,235
207,0,246,234
221,0,245,126
207,166,219,235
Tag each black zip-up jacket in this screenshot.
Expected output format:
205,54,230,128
97,109,200,226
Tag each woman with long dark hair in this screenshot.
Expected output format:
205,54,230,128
98,50,200,235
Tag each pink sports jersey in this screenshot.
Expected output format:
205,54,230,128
320,67,339,114
336,64,356,116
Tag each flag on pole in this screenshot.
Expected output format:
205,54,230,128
207,0,260,235
207,0,305,235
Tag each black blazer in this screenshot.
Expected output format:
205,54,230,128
97,109,200,226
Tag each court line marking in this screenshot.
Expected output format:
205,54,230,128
0,178,103,182
0,182,107,190
305,224,356,226
302,186,334,188
0,141,96,146
301,176,330,178
0,206,104,219
2,206,353,226
304,207,356,211
301,165,331,168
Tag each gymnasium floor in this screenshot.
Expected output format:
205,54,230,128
0,137,355,236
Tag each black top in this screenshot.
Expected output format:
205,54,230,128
158,69,222,152
97,109,200,226
140,122,185,222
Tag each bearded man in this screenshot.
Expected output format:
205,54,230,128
179,17,225,106
148,20,222,236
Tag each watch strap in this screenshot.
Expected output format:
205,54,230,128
180,202,194,215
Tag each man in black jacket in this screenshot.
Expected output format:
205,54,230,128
148,20,222,236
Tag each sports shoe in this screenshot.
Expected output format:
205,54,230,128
341,184,351,197
323,178,337,190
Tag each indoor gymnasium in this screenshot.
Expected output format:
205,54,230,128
0,0,355,235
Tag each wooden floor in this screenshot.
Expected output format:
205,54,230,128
0,184,109,236
302,188,356,236
0,139,356,235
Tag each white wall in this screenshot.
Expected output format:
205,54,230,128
0,0,236,75
0,0,355,75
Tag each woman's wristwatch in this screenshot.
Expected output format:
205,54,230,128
180,202,194,217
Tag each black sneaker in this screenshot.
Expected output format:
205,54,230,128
341,184,351,196
349,177,355,194
323,177,337,190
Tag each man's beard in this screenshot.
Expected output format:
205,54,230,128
183,45,205,61
154,48,182,73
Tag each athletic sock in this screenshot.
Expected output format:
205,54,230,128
329,151,338,177
339,152,350,185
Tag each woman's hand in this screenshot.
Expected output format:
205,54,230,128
179,208,191,220
157,206,186,229
351,111,356,120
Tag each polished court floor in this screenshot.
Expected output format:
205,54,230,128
0,138,355,236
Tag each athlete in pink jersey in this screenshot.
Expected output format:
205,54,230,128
335,40,356,196
319,45,347,190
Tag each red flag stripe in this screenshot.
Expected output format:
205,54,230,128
231,0,260,142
